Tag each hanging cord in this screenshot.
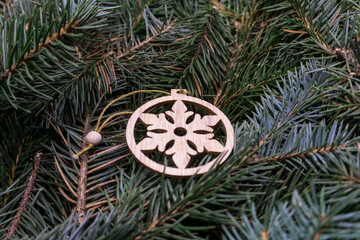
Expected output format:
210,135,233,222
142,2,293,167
73,90,171,159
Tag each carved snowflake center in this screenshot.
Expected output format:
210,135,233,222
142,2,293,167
174,127,187,136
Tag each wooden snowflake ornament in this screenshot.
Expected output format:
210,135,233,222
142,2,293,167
126,89,234,177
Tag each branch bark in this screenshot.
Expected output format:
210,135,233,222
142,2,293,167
252,144,344,163
4,153,42,240
76,113,90,224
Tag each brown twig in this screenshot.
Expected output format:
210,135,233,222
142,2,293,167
57,185,77,204
312,212,328,240
261,231,269,240
252,144,345,163
174,35,194,42
86,197,117,209
213,81,224,106
4,153,42,240
76,113,91,224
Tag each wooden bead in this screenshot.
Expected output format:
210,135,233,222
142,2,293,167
86,131,102,145
126,89,234,177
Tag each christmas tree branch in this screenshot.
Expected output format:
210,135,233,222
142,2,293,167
177,12,214,96
4,153,42,240
3,137,25,206
60,18,173,95
0,19,78,83
252,144,345,163
289,1,331,53
178,9,231,97
129,0,152,37
87,153,130,174
117,23,174,59
288,0,360,73
1,1,360,239
134,205,186,240
54,156,78,198
55,22,173,97
209,0,236,16
76,113,90,224
223,79,267,105
85,179,116,194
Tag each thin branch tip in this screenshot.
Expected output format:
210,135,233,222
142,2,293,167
4,152,42,240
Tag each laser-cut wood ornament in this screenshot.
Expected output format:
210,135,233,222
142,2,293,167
126,89,234,177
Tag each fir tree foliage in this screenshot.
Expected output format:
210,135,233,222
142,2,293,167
1,0,360,239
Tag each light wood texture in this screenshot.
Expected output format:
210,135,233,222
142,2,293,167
126,89,234,177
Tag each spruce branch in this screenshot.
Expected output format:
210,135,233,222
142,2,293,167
179,11,215,96
76,113,91,224
117,23,174,59
223,79,267,105
85,179,116,194
4,153,42,240
134,204,188,240
0,19,79,83
209,0,237,16
54,156,78,199
0,0,105,114
287,0,360,73
253,144,345,163
177,9,232,98
3,137,25,206
223,189,360,239
1,1,360,239
87,153,130,174
289,0,332,53
129,0,152,37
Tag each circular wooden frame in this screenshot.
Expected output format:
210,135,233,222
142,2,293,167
126,89,234,177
